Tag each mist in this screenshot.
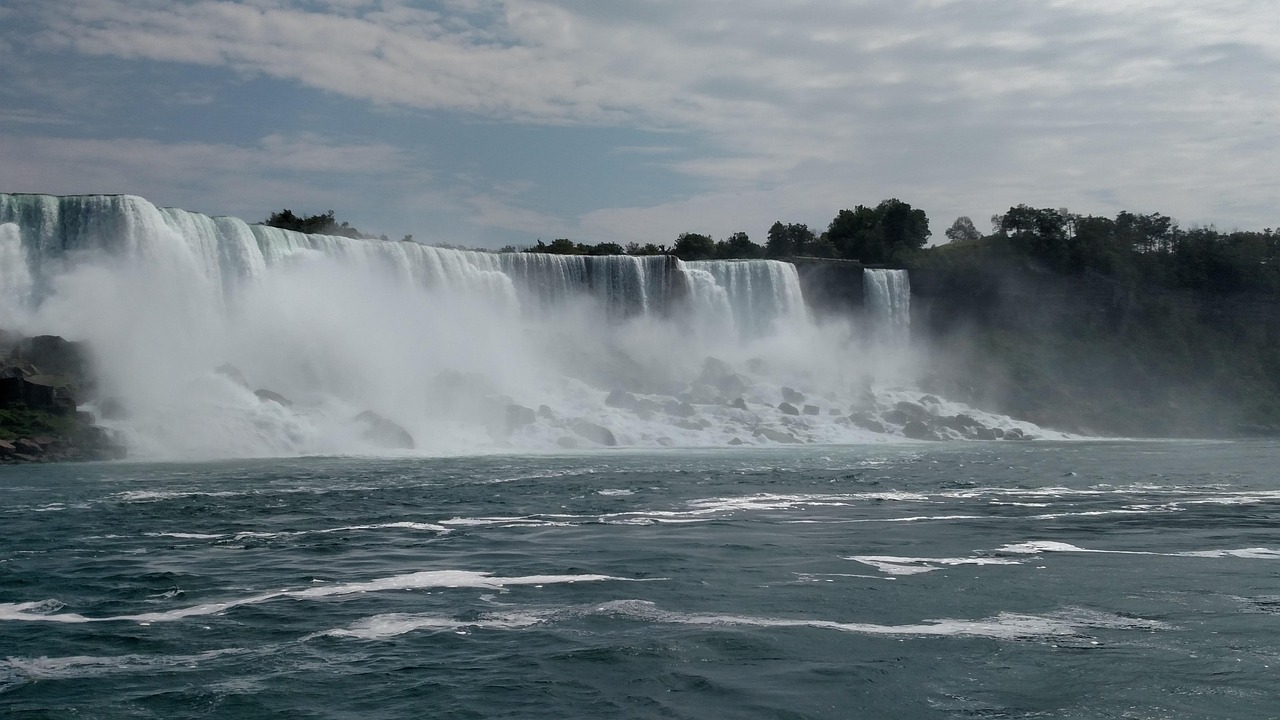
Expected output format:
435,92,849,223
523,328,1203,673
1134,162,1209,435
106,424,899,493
0,194,1060,459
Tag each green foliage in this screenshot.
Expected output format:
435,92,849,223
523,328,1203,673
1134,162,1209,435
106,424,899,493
673,233,716,261
263,209,367,239
715,232,763,259
824,198,930,264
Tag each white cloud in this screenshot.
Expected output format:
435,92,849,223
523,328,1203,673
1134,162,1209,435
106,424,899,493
10,0,1280,239
0,133,413,222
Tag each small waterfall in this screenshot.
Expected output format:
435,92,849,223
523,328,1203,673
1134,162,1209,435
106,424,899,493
863,269,911,342
684,260,809,339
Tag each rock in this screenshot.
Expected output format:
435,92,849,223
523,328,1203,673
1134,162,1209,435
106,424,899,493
754,427,800,444
675,418,710,431
802,404,820,416
537,404,555,419
781,386,805,404
881,408,909,425
975,427,998,440
1005,428,1032,441
920,395,942,406
655,436,675,447
894,401,929,421
849,414,887,434
0,439,15,456
571,420,617,446
605,389,638,409
778,402,800,416
728,437,746,446
663,400,696,418
715,373,749,396
938,414,979,432
13,336,90,386
730,397,749,411
902,420,938,440
506,403,536,429
828,408,842,415
14,438,43,455
556,436,581,449
215,363,250,389
0,376,76,415
685,384,721,405
254,389,293,407
353,411,415,449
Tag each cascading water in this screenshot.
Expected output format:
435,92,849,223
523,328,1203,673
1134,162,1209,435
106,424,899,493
0,194,1060,458
863,268,911,344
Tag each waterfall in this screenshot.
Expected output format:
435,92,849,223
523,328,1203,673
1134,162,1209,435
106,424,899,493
863,268,911,342
0,194,1063,455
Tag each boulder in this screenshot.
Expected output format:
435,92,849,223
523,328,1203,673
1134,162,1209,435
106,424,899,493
507,404,536,428
675,418,710,431
802,404,820,416
663,400,696,418
730,397,749,411
655,436,675,447
975,427,998,440
254,389,293,407
571,420,617,446
881,408,909,425
902,420,938,440
605,389,638,410
754,427,800,444
353,411,415,449
778,402,800,416
848,414,887,434
0,376,76,415
556,436,581,449
728,437,747,446
781,386,805,404
13,336,90,385
215,363,250,389
537,404,555,419
0,439,15,456
894,401,929,421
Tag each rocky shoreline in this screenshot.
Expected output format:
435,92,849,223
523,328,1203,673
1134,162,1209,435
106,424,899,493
0,332,124,463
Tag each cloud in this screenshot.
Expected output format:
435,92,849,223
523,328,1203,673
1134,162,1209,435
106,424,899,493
9,0,1280,241
0,132,413,222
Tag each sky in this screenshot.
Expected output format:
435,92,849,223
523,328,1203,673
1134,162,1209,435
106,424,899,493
1,0,1277,249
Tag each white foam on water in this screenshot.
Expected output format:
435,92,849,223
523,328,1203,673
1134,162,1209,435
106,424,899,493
311,610,550,641
591,600,1169,640
0,648,251,689
996,541,1280,560
0,571,631,625
847,555,1023,576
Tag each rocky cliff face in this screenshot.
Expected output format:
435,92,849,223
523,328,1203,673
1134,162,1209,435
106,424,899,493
0,333,124,462
909,263,1280,437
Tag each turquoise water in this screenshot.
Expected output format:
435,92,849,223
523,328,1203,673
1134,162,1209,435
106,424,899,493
3,442,1279,718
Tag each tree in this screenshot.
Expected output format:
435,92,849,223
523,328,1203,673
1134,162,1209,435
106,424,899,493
673,233,716,260
825,199,929,264
766,222,817,257
944,216,981,244
716,231,763,259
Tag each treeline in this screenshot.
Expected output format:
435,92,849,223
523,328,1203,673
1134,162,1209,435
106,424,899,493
523,198,931,263
261,209,414,243
921,206,1280,294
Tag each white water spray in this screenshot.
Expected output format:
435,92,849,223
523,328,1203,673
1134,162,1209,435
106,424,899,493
0,195,1060,458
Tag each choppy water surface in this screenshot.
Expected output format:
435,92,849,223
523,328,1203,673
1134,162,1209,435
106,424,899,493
3,441,1279,718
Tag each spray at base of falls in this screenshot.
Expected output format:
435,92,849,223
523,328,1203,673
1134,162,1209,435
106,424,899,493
0,195,1064,459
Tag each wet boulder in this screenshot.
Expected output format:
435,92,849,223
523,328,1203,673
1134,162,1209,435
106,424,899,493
802,404,821,416
781,387,805,405
571,420,617,446
254,389,293,407
353,411,415,449
778,402,800,416
754,427,800,444
902,420,938,440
